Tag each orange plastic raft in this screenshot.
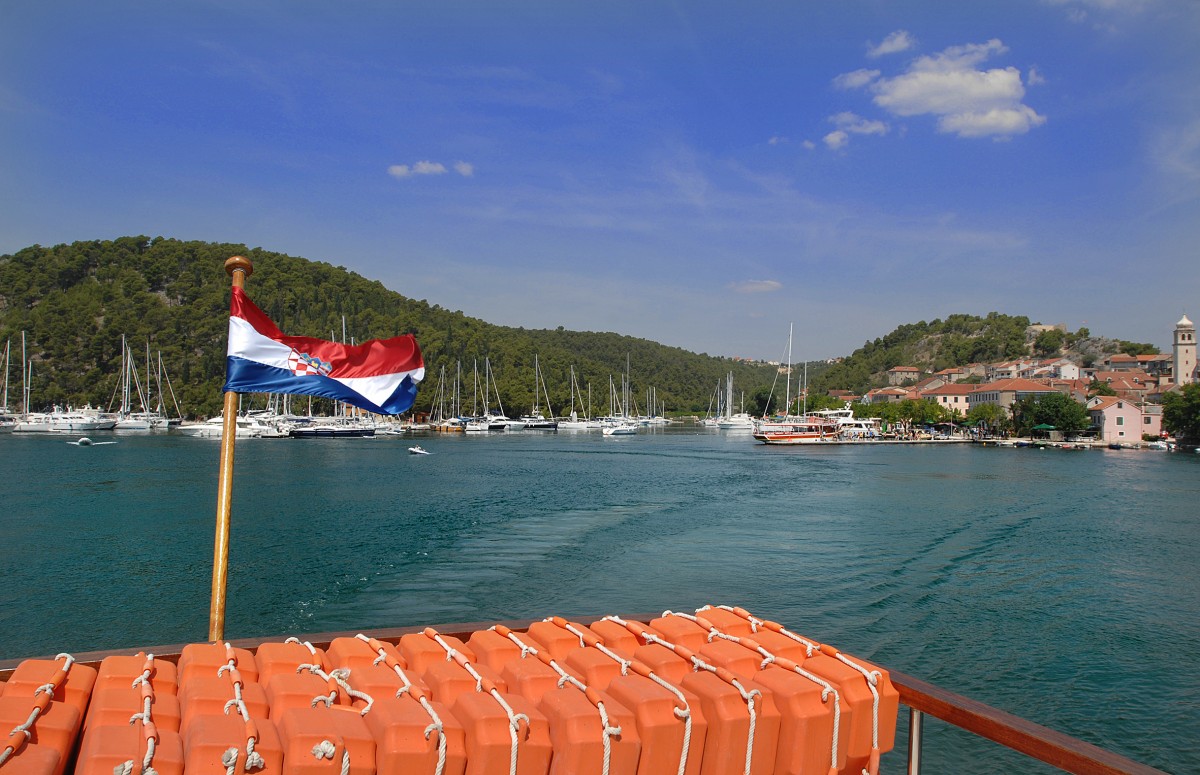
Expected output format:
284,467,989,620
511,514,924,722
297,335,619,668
0,606,898,775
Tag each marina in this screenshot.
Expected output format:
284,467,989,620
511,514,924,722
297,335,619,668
1,428,1195,772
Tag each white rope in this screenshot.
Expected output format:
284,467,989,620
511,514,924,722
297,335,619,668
561,620,631,675
644,671,693,775
499,629,538,660
311,739,350,775
355,634,417,697
835,653,883,752
689,657,760,775
553,618,587,648
487,688,529,775
595,700,622,775
298,664,376,715
417,696,448,775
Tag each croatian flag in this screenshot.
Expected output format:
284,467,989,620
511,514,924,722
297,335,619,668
223,287,424,415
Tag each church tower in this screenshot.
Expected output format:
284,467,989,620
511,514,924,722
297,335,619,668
1175,314,1196,385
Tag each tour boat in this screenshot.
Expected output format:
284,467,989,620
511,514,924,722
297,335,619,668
752,414,840,445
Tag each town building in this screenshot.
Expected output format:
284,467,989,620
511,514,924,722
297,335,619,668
887,366,922,386
1086,396,1163,444
920,383,977,418
967,378,1059,413
1174,314,1197,385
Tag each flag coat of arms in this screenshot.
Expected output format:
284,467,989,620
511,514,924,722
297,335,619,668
223,287,424,415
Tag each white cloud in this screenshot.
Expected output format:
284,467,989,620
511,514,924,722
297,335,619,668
833,68,881,90
802,140,816,150
730,279,783,294
830,111,889,136
823,130,849,150
870,39,1046,139
938,106,1046,138
388,160,475,179
867,30,916,58
768,135,787,145
1152,118,1200,180
1027,66,1046,86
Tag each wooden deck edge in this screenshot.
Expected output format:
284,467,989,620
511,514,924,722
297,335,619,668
889,668,1168,775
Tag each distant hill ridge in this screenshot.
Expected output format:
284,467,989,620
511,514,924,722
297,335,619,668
0,237,1157,416
810,314,1158,396
0,237,782,417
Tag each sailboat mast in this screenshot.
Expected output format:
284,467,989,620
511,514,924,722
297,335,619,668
785,323,793,417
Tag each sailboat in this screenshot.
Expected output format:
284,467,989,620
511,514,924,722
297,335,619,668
111,337,154,431
716,372,755,430
12,332,54,433
752,326,837,444
520,354,558,430
557,366,596,429
0,339,15,432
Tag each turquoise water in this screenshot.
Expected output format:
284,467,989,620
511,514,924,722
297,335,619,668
2,429,1197,772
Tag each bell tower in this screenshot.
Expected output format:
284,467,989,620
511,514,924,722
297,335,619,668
1175,314,1196,385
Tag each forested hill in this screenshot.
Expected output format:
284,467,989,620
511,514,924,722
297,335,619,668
0,237,782,418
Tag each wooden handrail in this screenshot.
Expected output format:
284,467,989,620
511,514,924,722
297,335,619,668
890,668,1168,775
1,619,1169,774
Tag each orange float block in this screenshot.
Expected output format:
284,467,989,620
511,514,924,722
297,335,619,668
753,662,848,775
423,659,507,705
588,620,640,656
451,686,552,775
793,650,886,763
698,638,764,680
562,648,623,691
177,643,258,684
647,615,708,652
499,656,562,704
695,607,758,638
0,738,61,775
183,714,283,775
178,676,269,736
264,671,340,718
365,693,468,775
346,662,432,704
0,694,81,775
75,723,185,775
524,621,585,662
2,658,97,718
254,640,329,686
629,643,689,684
679,669,781,775
732,628,812,663
538,685,639,775
84,684,182,733
277,705,376,775
606,670,708,775
327,636,403,672
400,631,477,674
93,653,178,694
466,628,524,673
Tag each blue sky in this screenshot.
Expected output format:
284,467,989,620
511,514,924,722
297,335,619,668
2,1,1198,360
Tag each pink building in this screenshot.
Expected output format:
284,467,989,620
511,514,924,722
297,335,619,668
1086,396,1162,444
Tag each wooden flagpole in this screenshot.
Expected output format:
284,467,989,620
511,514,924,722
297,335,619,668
208,255,253,642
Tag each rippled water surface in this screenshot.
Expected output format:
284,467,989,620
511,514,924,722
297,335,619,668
3,429,1197,772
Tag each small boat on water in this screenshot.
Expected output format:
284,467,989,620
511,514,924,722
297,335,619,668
408,445,430,455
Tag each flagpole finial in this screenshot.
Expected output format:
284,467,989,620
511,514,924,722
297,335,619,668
225,255,253,278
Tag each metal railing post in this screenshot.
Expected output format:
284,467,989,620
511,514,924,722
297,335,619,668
908,707,925,775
